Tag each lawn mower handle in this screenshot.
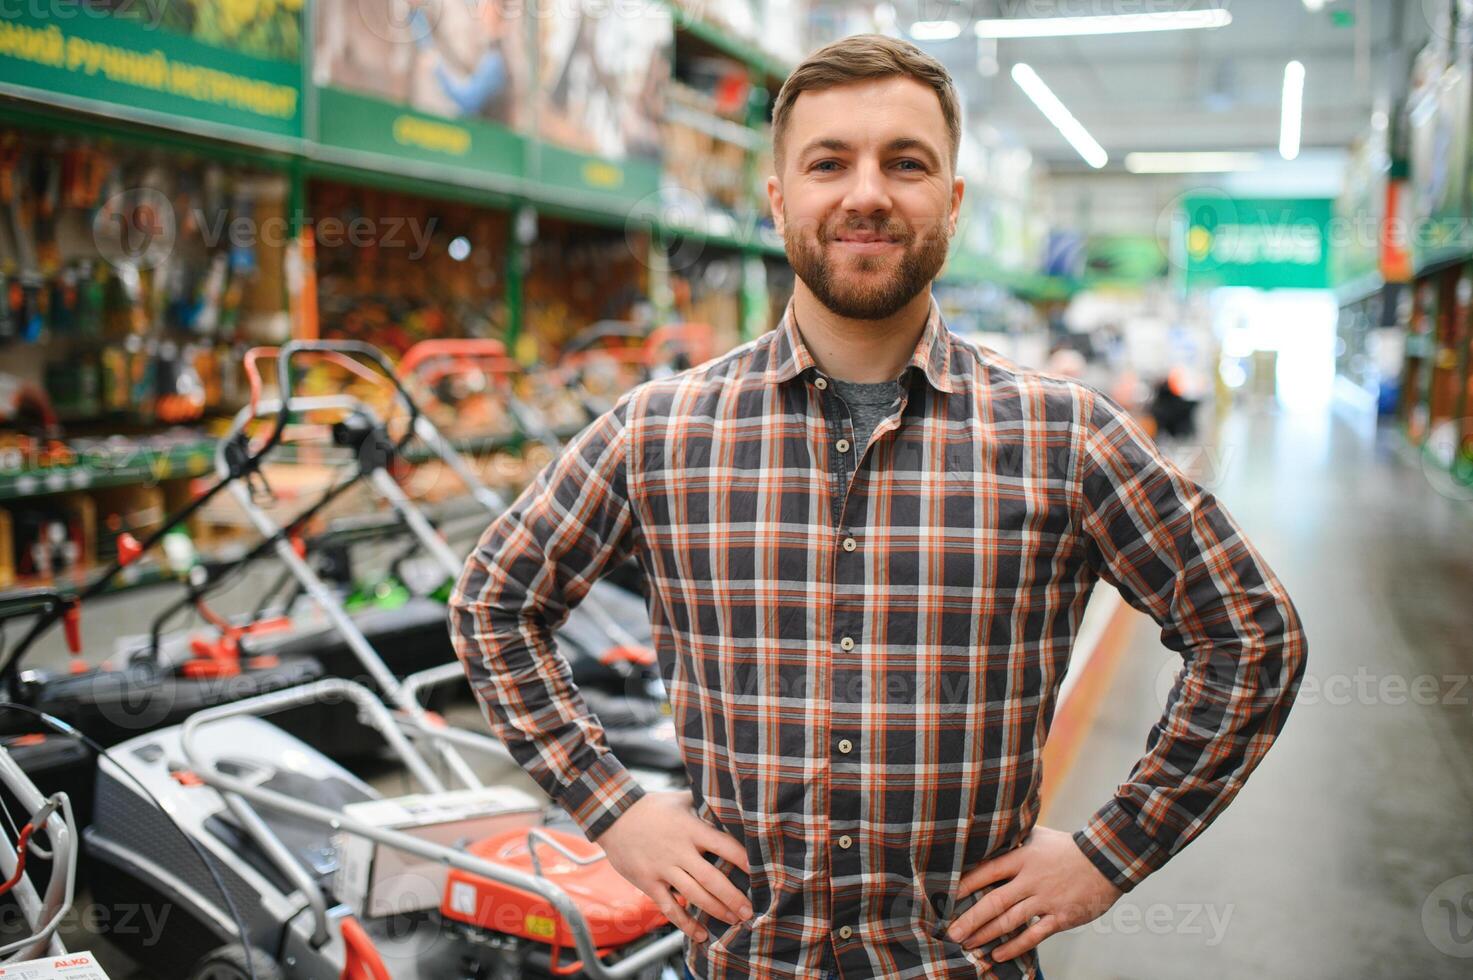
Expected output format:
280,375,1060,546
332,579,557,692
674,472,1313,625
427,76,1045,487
0,749,77,962
275,340,423,458
398,338,519,382
216,394,481,790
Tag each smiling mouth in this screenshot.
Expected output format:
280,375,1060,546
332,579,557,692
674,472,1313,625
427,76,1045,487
832,235,902,251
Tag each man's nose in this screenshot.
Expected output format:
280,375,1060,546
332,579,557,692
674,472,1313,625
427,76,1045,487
840,158,892,215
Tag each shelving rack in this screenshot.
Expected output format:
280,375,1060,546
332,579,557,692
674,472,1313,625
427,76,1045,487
0,1,1069,596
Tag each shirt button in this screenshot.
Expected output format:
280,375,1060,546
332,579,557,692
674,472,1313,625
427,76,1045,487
835,438,850,453
842,537,857,552
815,377,829,390
837,738,853,754
839,636,854,651
837,834,852,849
838,925,853,940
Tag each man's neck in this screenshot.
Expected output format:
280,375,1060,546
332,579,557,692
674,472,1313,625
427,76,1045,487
790,283,933,383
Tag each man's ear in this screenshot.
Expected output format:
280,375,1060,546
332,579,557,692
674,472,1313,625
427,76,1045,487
767,175,785,237
949,174,965,237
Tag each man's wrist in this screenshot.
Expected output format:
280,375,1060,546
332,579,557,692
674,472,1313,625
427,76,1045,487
1073,797,1172,893
555,751,648,841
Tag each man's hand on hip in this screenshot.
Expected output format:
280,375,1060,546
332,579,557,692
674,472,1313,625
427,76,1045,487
598,790,753,943
947,826,1123,962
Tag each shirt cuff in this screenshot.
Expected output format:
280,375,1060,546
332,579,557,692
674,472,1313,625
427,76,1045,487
554,750,648,841
1072,797,1174,892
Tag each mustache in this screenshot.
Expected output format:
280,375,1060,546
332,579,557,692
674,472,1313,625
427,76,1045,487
816,216,916,245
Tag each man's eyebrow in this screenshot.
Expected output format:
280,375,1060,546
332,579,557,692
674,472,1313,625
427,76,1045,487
796,136,942,167
797,138,854,160
886,137,941,167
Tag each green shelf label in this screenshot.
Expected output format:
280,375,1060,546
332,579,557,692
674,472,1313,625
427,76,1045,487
0,7,302,139
315,86,525,179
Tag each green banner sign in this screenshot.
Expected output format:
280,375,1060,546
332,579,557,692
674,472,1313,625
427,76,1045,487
1181,196,1333,290
532,141,661,211
315,86,526,182
0,5,302,140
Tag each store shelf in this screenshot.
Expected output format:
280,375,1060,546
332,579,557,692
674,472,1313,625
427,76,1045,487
662,2,793,86
1334,272,1387,308
0,440,217,503
664,103,766,150
0,552,189,602
1413,244,1473,279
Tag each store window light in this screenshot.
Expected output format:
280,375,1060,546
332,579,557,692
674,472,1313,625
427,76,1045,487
449,236,471,261
1280,61,1305,161
975,8,1231,38
911,20,962,41
1010,63,1108,169
1126,152,1262,174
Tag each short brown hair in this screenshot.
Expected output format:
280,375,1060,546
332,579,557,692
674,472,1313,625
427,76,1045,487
771,34,962,172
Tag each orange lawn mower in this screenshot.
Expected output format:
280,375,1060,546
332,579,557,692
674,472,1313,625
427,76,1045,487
85,676,685,979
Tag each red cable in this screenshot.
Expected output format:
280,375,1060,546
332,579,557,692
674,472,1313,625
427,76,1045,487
0,822,36,896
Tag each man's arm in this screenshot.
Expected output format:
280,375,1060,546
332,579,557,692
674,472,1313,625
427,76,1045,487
448,397,646,840
1068,389,1307,889
448,396,752,941
948,388,1307,961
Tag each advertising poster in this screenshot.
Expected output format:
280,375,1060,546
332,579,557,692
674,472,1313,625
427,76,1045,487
312,0,530,131
535,4,671,163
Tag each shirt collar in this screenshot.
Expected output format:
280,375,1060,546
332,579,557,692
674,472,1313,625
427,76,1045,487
765,296,956,394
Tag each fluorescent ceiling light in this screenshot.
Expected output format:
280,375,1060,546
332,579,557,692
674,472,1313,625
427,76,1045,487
910,20,962,41
1280,60,1305,160
1125,152,1263,174
975,8,1231,38
1010,63,1108,169
1303,0,1327,10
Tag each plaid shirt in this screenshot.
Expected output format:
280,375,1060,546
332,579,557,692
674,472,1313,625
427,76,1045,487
450,300,1307,980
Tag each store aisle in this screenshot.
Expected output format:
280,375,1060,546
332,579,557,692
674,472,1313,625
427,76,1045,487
1038,401,1473,979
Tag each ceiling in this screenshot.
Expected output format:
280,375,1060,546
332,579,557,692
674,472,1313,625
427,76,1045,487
839,0,1435,175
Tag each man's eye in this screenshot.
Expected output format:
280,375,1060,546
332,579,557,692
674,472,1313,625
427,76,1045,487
812,161,841,172
896,159,925,172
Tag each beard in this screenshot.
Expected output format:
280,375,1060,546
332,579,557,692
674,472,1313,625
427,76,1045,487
784,210,952,320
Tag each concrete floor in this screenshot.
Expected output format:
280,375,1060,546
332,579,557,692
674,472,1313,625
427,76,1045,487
15,396,1473,977
1037,402,1473,979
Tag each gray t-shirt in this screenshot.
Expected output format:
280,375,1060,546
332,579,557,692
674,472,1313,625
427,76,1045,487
831,377,903,456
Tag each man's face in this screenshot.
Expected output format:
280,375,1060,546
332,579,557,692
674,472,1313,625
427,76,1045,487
768,76,964,320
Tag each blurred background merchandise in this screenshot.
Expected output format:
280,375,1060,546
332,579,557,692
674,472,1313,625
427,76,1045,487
0,2,1469,978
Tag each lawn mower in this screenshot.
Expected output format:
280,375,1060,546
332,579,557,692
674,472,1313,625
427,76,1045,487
85,677,684,979
138,340,681,776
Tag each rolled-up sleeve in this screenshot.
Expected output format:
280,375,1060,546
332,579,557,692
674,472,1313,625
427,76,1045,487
1070,390,1307,890
449,395,645,840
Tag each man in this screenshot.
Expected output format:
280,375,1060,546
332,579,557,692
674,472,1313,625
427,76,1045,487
450,34,1306,980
